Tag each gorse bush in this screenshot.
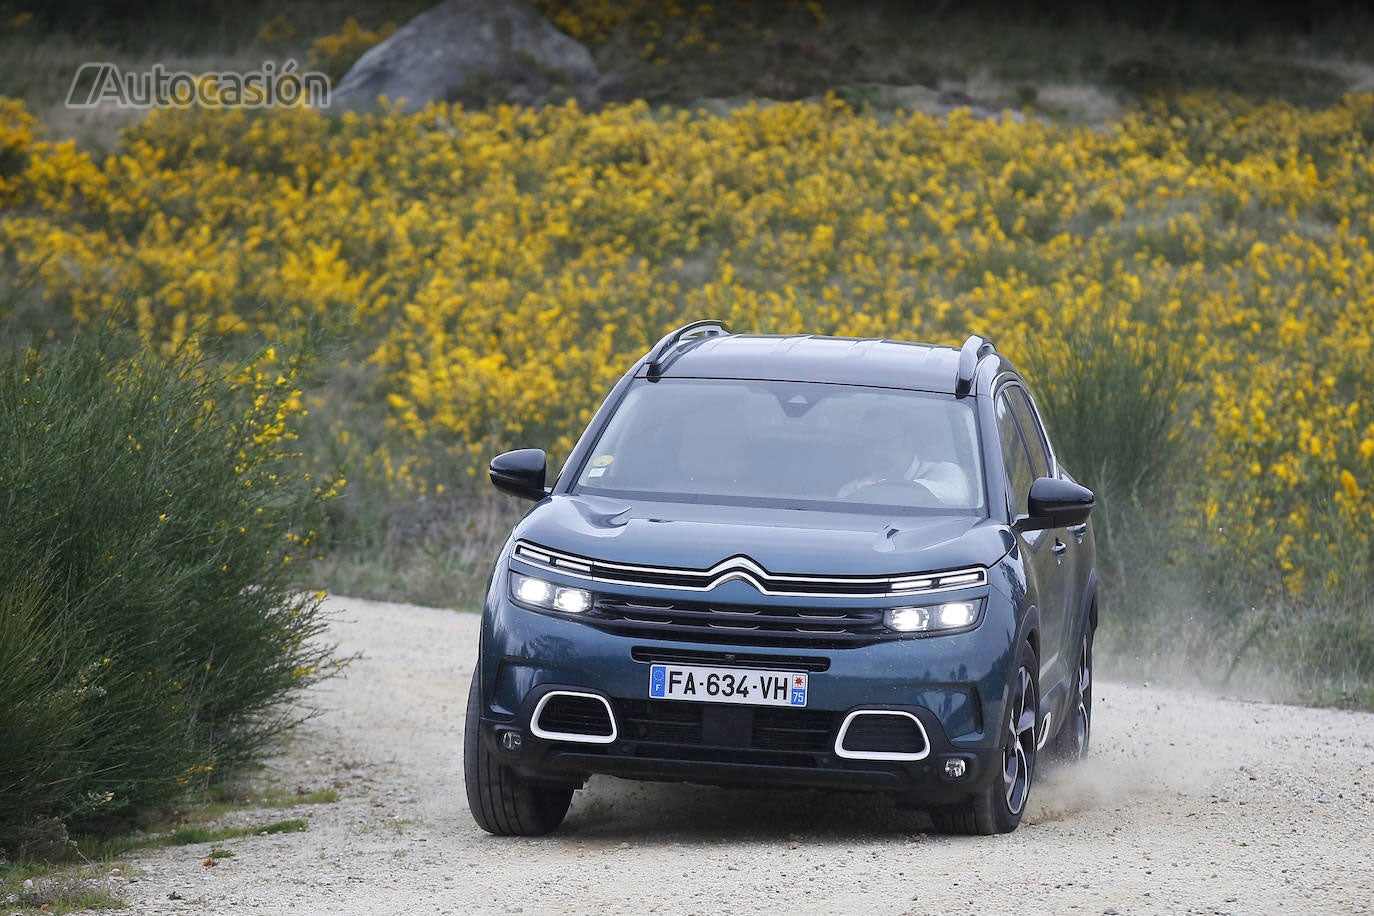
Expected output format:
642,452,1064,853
0,328,340,853
307,16,396,82
0,92,1372,700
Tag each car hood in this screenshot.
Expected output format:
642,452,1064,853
511,494,1014,577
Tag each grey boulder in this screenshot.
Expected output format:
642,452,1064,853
330,0,603,111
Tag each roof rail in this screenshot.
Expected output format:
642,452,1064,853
645,319,731,379
954,334,997,397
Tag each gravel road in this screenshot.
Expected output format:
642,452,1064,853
102,597,1374,915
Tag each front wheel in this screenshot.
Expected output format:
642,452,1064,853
929,640,1039,835
463,670,573,836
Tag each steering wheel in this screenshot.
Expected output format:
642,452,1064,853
850,477,941,503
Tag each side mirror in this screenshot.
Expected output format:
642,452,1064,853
1017,477,1095,532
489,449,548,501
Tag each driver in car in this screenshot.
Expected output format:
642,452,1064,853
838,408,970,504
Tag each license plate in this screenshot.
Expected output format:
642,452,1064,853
648,664,808,707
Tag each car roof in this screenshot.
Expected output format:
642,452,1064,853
641,334,975,393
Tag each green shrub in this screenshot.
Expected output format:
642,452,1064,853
1013,310,1201,682
0,328,339,855
0,570,94,854
1015,309,1193,577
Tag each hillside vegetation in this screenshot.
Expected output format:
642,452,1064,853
3,0,1374,860
3,86,1373,704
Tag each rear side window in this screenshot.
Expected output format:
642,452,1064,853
1004,386,1052,480
995,391,1036,519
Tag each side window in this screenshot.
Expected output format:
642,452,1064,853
995,392,1036,518
1006,386,1052,480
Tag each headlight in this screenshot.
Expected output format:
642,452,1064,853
510,571,593,614
884,599,984,634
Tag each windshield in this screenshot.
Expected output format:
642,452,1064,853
571,378,985,514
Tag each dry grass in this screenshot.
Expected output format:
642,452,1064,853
311,489,525,609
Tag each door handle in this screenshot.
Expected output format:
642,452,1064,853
1066,524,1087,545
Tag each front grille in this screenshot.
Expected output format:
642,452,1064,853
616,700,835,755
589,596,887,648
753,707,836,752
513,540,987,599
618,699,702,743
629,646,830,672
535,694,614,738
633,745,821,768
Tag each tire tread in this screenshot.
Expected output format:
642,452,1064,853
927,640,1038,837
464,671,573,836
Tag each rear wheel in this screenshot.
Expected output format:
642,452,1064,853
463,670,573,836
1049,615,1094,762
929,640,1039,835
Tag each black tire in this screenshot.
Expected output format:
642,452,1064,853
1048,611,1094,763
463,670,573,836
929,640,1039,835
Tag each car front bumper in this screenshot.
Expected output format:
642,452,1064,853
476,568,1020,804
473,698,1005,805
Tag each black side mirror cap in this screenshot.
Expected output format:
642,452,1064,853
1017,476,1095,532
490,449,549,501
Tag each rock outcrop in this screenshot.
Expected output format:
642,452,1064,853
330,0,603,111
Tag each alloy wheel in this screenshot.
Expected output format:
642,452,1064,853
1003,665,1037,815
1073,628,1092,754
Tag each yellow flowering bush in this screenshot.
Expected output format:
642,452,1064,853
257,13,297,47
307,16,397,81
0,97,37,206
1,90,1372,694
534,0,825,74
535,0,646,43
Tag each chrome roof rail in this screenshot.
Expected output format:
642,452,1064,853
645,319,731,379
955,334,997,397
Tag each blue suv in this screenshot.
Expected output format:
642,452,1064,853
465,322,1097,835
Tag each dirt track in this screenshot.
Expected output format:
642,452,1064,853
100,597,1374,915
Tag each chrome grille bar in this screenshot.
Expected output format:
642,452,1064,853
513,540,986,599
